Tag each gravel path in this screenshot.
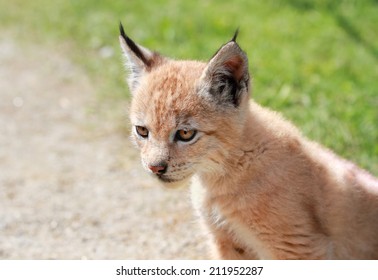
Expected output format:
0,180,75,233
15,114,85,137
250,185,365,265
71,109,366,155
0,38,207,259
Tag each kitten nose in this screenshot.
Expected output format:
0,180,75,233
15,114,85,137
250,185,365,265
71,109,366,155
148,163,167,175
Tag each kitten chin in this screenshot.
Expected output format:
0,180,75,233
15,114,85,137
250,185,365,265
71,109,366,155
156,175,192,189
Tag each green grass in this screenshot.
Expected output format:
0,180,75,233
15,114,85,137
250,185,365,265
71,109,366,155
1,0,377,174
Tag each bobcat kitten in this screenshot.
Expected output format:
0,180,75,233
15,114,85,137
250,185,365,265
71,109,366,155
119,24,378,259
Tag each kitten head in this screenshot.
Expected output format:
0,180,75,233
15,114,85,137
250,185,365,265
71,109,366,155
119,23,250,187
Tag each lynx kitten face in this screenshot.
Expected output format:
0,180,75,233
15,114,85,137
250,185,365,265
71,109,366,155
119,23,378,259
120,25,250,187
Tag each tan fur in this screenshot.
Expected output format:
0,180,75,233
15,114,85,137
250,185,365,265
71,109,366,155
119,29,378,259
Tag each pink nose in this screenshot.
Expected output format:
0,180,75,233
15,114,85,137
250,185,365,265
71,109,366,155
148,164,167,175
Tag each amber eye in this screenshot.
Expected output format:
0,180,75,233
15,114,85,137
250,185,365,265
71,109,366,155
175,129,197,142
135,126,149,138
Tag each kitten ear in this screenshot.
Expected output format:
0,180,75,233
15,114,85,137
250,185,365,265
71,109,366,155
201,33,250,107
119,23,165,92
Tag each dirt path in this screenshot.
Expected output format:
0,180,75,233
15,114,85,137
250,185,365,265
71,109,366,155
0,38,207,259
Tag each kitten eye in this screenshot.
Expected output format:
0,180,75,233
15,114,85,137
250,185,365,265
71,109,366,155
175,129,197,142
135,126,149,138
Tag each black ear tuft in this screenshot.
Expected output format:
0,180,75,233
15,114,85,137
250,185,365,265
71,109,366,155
119,22,127,40
119,22,151,67
231,28,239,42
119,23,167,93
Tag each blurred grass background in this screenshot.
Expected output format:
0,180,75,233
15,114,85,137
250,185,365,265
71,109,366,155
1,0,377,174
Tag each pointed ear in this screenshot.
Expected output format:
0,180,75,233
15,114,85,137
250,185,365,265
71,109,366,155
119,23,166,93
200,37,250,107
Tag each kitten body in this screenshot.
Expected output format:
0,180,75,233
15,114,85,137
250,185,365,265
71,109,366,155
119,25,378,259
